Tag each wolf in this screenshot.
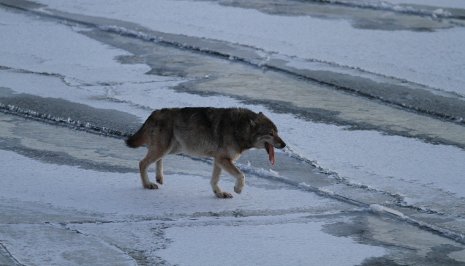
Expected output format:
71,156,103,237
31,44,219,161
125,107,286,198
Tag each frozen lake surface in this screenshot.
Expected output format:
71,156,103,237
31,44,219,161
1,0,465,265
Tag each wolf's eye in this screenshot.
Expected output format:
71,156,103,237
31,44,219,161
269,131,274,136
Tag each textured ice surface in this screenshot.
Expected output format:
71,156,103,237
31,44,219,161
2,3,465,264
0,149,385,266
34,0,465,95
1,5,465,221
158,222,385,266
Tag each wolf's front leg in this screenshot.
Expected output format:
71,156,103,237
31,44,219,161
211,161,233,198
216,158,245,195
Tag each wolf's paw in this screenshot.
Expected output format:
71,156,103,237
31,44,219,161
156,175,164,185
144,182,159,189
234,186,243,194
215,191,233,199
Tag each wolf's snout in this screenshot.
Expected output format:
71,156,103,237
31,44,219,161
274,137,286,149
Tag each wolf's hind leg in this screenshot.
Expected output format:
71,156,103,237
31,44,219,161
211,160,233,198
156,159,164,185
139,148,164,189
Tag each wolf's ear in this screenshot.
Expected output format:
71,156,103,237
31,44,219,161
258,112,267,119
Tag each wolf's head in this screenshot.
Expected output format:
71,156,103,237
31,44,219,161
250,112,286,165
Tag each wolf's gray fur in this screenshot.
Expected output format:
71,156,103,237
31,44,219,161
126,107,286,198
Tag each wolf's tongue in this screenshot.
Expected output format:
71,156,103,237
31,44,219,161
266,143,275,165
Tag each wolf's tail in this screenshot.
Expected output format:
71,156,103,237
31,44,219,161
125,119,149,148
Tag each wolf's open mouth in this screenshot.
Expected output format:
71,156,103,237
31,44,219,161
265,142,275,165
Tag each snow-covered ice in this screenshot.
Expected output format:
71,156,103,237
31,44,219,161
0,150,338,217
2,0,465,264
0,145,386,266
